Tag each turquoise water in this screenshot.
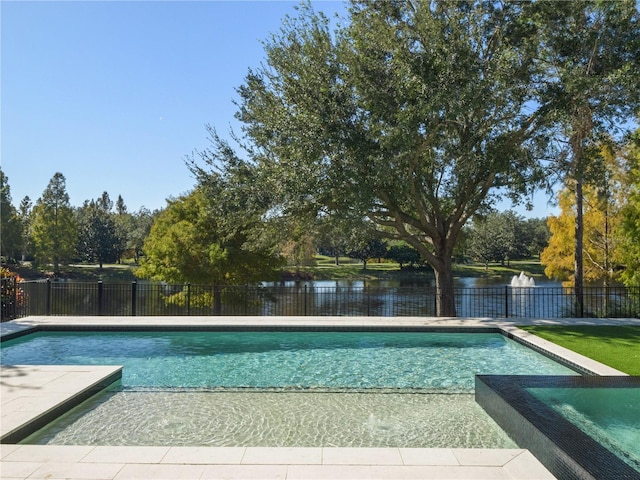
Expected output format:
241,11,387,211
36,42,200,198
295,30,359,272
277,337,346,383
4,330,579,448
22,390,518,448
529,387,640,472
1,331,576,390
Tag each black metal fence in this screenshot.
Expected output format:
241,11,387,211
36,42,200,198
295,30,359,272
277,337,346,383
1,276,19,321
3,280,639,320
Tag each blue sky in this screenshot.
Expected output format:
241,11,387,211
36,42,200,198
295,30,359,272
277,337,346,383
2,0,556,217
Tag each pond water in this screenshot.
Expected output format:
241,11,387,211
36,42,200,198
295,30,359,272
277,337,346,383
261,276,564,317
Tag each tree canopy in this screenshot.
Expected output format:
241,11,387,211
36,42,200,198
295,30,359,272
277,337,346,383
620,130,640,286
76,193,124,269
0,169,22,261
31,173,77,274
232,1,551,315
542,139,629,287
531,0,640,309
136,185,283,311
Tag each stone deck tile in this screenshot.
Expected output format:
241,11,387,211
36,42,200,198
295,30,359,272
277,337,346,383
0,445,557,480
1,366,122,443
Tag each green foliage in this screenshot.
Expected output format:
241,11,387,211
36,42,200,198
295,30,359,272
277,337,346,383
76,193,124,268
233,1,549,315
347,238,387,270
136,188,283,286
531,1,640,297
386,243,421,269
17,196,34,261
620,130,640,286
0,169,22,261
468,211,539,268
532,1,639,142
124,207,157,264
31,173,77,274
525,217,551,259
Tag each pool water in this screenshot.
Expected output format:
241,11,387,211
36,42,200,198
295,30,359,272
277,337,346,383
2,330,577,448
0,331,576,390
529,387,640,471
22,389,518,448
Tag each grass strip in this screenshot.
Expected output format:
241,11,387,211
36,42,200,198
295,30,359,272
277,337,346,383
521,325,640,375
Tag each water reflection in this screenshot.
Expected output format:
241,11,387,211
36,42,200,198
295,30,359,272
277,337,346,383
259,276,564,318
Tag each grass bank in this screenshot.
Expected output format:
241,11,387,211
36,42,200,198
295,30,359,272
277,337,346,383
9,262,138,282
9,257,545,283
521,325,640,375
285,255,545,281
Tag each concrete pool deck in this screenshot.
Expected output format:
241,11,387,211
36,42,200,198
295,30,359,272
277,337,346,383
1,315,637,479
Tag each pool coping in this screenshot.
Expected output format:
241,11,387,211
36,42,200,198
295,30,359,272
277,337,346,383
1,365,123,444
1,315,636,480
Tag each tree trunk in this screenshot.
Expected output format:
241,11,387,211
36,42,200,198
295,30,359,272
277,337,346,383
574,179,584,317
570,110,589,319
433,257,456,317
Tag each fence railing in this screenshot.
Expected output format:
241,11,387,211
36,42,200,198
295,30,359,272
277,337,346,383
3,280,639,321
1,276,19,321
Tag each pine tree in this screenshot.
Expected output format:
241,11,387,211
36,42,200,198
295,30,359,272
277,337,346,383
31,173,77,274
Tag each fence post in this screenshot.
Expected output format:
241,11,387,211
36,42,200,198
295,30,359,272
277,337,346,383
131,281,137,316
186,283,191,316
46,279,51,316
366,285,370,316
244,284,249,315
12,277,17,318
505,285,509,318
97,281,103,316
304,284,308,316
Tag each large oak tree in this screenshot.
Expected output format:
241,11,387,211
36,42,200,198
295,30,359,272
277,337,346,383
234,1,548,315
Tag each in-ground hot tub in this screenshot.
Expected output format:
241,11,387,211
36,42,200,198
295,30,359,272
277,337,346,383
476,375,640,480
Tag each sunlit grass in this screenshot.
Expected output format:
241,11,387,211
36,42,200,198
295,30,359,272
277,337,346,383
520,325,640,375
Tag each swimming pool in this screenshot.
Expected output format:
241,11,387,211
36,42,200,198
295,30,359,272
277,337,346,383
2,329,578,448
0,330,576,390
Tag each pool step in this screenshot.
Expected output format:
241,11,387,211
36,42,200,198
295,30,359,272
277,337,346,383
0,365,122,443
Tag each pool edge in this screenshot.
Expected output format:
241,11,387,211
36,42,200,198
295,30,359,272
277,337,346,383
476,375,640,480
0,365,123,444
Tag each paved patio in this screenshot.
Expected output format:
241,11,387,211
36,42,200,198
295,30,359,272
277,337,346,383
1,315,635,479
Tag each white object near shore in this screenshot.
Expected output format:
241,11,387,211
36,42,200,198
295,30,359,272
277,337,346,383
511,272,535,287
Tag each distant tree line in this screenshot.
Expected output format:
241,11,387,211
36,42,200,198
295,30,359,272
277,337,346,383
0,170,157,274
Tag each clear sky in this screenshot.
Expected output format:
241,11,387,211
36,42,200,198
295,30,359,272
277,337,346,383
2,0,556,217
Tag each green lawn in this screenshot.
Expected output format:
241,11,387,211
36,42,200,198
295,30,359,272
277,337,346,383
521,325,640,375
286,256,546,281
